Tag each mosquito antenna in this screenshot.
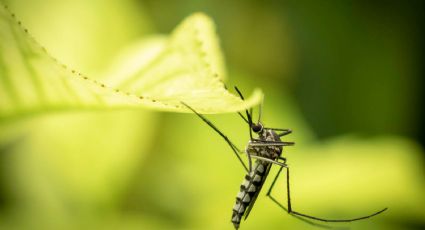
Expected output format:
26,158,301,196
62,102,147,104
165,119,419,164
234,86,253,140
257,99,263,124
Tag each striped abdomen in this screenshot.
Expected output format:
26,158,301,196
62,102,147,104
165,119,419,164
231,162,268,229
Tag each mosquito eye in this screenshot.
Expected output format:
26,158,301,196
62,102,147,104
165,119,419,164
252,124,262,133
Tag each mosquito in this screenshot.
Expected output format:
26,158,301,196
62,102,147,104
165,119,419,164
181,87,387,229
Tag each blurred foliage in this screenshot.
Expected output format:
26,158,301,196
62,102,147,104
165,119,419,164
0,0,424,230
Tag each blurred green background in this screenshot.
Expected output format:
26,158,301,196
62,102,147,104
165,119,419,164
1,0,424,229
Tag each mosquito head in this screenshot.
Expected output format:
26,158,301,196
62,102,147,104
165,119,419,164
251,122,263,133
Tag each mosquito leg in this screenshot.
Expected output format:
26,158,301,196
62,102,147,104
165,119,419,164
245,148,253,172
266,164,284,198
263,128,292,137
267,166,388,223
181,102,249,173
234,87,254,141
249,141,295,147
278,129,292,137
265,166,331,228
250,155,287,167
237,112,249,124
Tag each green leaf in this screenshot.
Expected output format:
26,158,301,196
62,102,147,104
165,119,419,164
0,6,263,122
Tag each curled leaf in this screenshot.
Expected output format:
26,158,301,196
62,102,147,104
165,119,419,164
0,6,263,122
